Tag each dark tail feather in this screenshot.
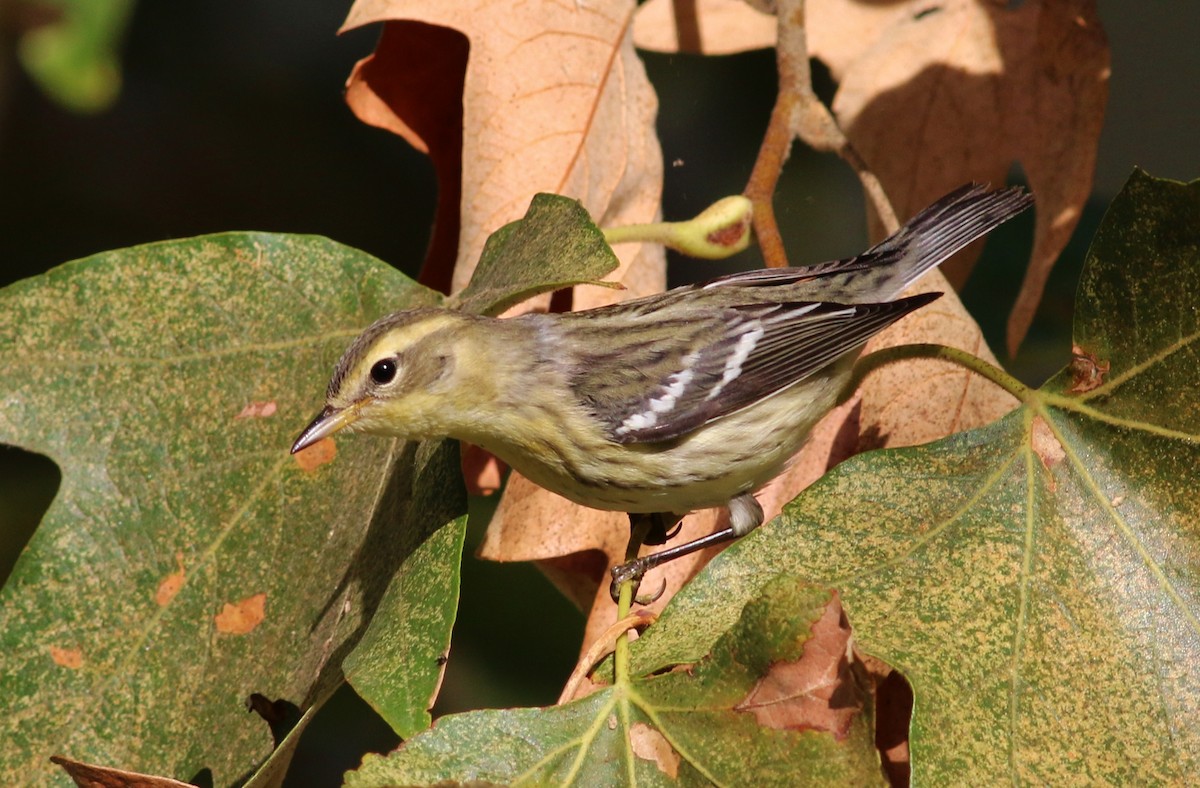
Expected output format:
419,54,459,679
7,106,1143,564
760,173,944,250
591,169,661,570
864,183,1034,299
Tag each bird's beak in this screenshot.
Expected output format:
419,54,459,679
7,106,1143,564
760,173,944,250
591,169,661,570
290,404,359,454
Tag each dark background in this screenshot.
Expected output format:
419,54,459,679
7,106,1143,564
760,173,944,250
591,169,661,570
1,2,1196,784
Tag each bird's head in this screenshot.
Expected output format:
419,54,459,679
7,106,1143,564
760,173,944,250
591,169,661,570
290,308,477,454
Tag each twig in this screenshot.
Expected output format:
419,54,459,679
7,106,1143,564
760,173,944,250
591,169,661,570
671,0,702,52
743,0,899,266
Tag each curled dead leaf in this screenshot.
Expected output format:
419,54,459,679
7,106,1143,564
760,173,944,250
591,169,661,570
733,593,865,739
214,593,267,635
640,0,1111,353
50,755,197,788
342,0,666,305
818,0,1108,354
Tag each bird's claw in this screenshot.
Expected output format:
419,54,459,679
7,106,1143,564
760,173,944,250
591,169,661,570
663,519,684,541
636,577,667,605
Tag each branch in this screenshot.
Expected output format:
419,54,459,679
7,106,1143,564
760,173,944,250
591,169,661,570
743,0,899,268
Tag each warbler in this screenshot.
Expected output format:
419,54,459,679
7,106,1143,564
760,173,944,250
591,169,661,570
293,184,1032,596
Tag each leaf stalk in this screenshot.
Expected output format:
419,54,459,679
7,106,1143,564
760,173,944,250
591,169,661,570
848,343,1034,404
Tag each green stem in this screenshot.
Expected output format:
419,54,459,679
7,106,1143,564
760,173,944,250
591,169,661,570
613,578,633,686
846,343,1034,403
603,222,675,248
603,196,753,259
613,517,650,686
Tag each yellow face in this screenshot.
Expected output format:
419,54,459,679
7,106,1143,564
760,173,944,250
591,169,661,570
290,308,467,454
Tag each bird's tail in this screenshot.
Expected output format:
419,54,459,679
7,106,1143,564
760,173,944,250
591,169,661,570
807,183,1034,302
867,183,1034,299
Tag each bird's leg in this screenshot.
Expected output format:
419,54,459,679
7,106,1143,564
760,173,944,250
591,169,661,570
610,494,763,603
617,512,682,605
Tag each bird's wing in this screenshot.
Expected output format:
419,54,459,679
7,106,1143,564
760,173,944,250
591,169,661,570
571,293,940,444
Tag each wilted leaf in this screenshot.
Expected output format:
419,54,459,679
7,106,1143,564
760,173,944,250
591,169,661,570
50,755,195,788
633,171,1200,782
635,0,1109,354
345,578,884,786
342,0,666,306
0,234,466,783
817,0,1109,354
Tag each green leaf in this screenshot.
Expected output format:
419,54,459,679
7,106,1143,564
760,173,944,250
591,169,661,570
346,577,884,786
15,0,134,113
342,505,469,737
633,170,1200,783
448,193,621,316
0,233,466,784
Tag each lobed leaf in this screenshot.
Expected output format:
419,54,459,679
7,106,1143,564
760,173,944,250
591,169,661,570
634,0,1110,354
346,578,884,786
0,190,634,783
342,0,666,305
0,233,464,784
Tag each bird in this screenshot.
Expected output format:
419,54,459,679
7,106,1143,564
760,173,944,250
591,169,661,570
292,183,1033,599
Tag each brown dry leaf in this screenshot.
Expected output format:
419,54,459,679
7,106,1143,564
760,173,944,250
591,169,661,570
213,593,267,635
854,271,1018,453
817,0,1109,354
634,0,776,54
734,593,866,738
50,756,195,788
635,0,1109,355
342,0,666,307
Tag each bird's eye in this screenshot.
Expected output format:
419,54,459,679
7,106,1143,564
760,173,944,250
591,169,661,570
370,358,398,385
